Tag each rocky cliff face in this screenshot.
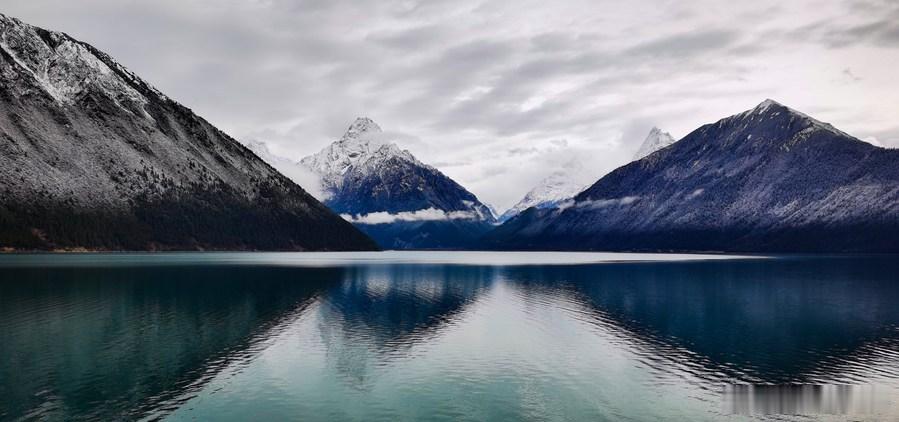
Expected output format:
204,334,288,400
0,14,377,251
485,100,899,253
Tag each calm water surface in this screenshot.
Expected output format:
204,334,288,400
1,252,898,421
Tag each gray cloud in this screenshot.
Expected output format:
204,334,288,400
507,147,539,156
782,2,899,49
367,24,450,50
625,29,741,58
821,20,899,48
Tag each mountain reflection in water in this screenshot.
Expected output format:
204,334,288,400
1,253,897,420
0,265,342,420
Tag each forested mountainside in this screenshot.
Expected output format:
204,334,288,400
0,14,377,251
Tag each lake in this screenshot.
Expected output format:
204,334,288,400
1,252,898,420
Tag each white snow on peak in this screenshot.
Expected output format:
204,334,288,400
741,98,789,118
754,98,782,112
633,127,676,160
341,117,382,141
356,142,418,170
300,118,420,192
498,159,594,222
742,99,855,140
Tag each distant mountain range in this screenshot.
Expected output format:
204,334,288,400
485,100,899,253
499,128,675,223
0,14,377,251
251,118,496,249
2,15,896,253
498,159,592,223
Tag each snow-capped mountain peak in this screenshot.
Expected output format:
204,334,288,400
300,117,399,189
748,98,783,114
741,99,855,141
485,100,899,253
301,117,441,192
298,117,496,248
341,117,382,142
634,127,676,160
498,159,593,222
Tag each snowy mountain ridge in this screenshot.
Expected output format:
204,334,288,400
299,117,424,192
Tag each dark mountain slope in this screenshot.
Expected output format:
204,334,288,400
0,14,377,251
485,100,899,252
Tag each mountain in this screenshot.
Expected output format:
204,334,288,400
0,14,377,251
484,100,899,253
497,159,593,223
633,127,676,160
300,117,383,195
300,118,495,249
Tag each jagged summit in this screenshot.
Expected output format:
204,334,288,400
634,127,676,160
755,98,782,110
299,118,495,248
734,99,855,141
341,117,382,141
739,99,793,118
300,117,414,191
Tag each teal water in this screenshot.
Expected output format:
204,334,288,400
1,252,898,420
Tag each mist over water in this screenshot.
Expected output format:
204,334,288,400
1,253,898,420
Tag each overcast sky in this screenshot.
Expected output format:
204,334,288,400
5,0,899,209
